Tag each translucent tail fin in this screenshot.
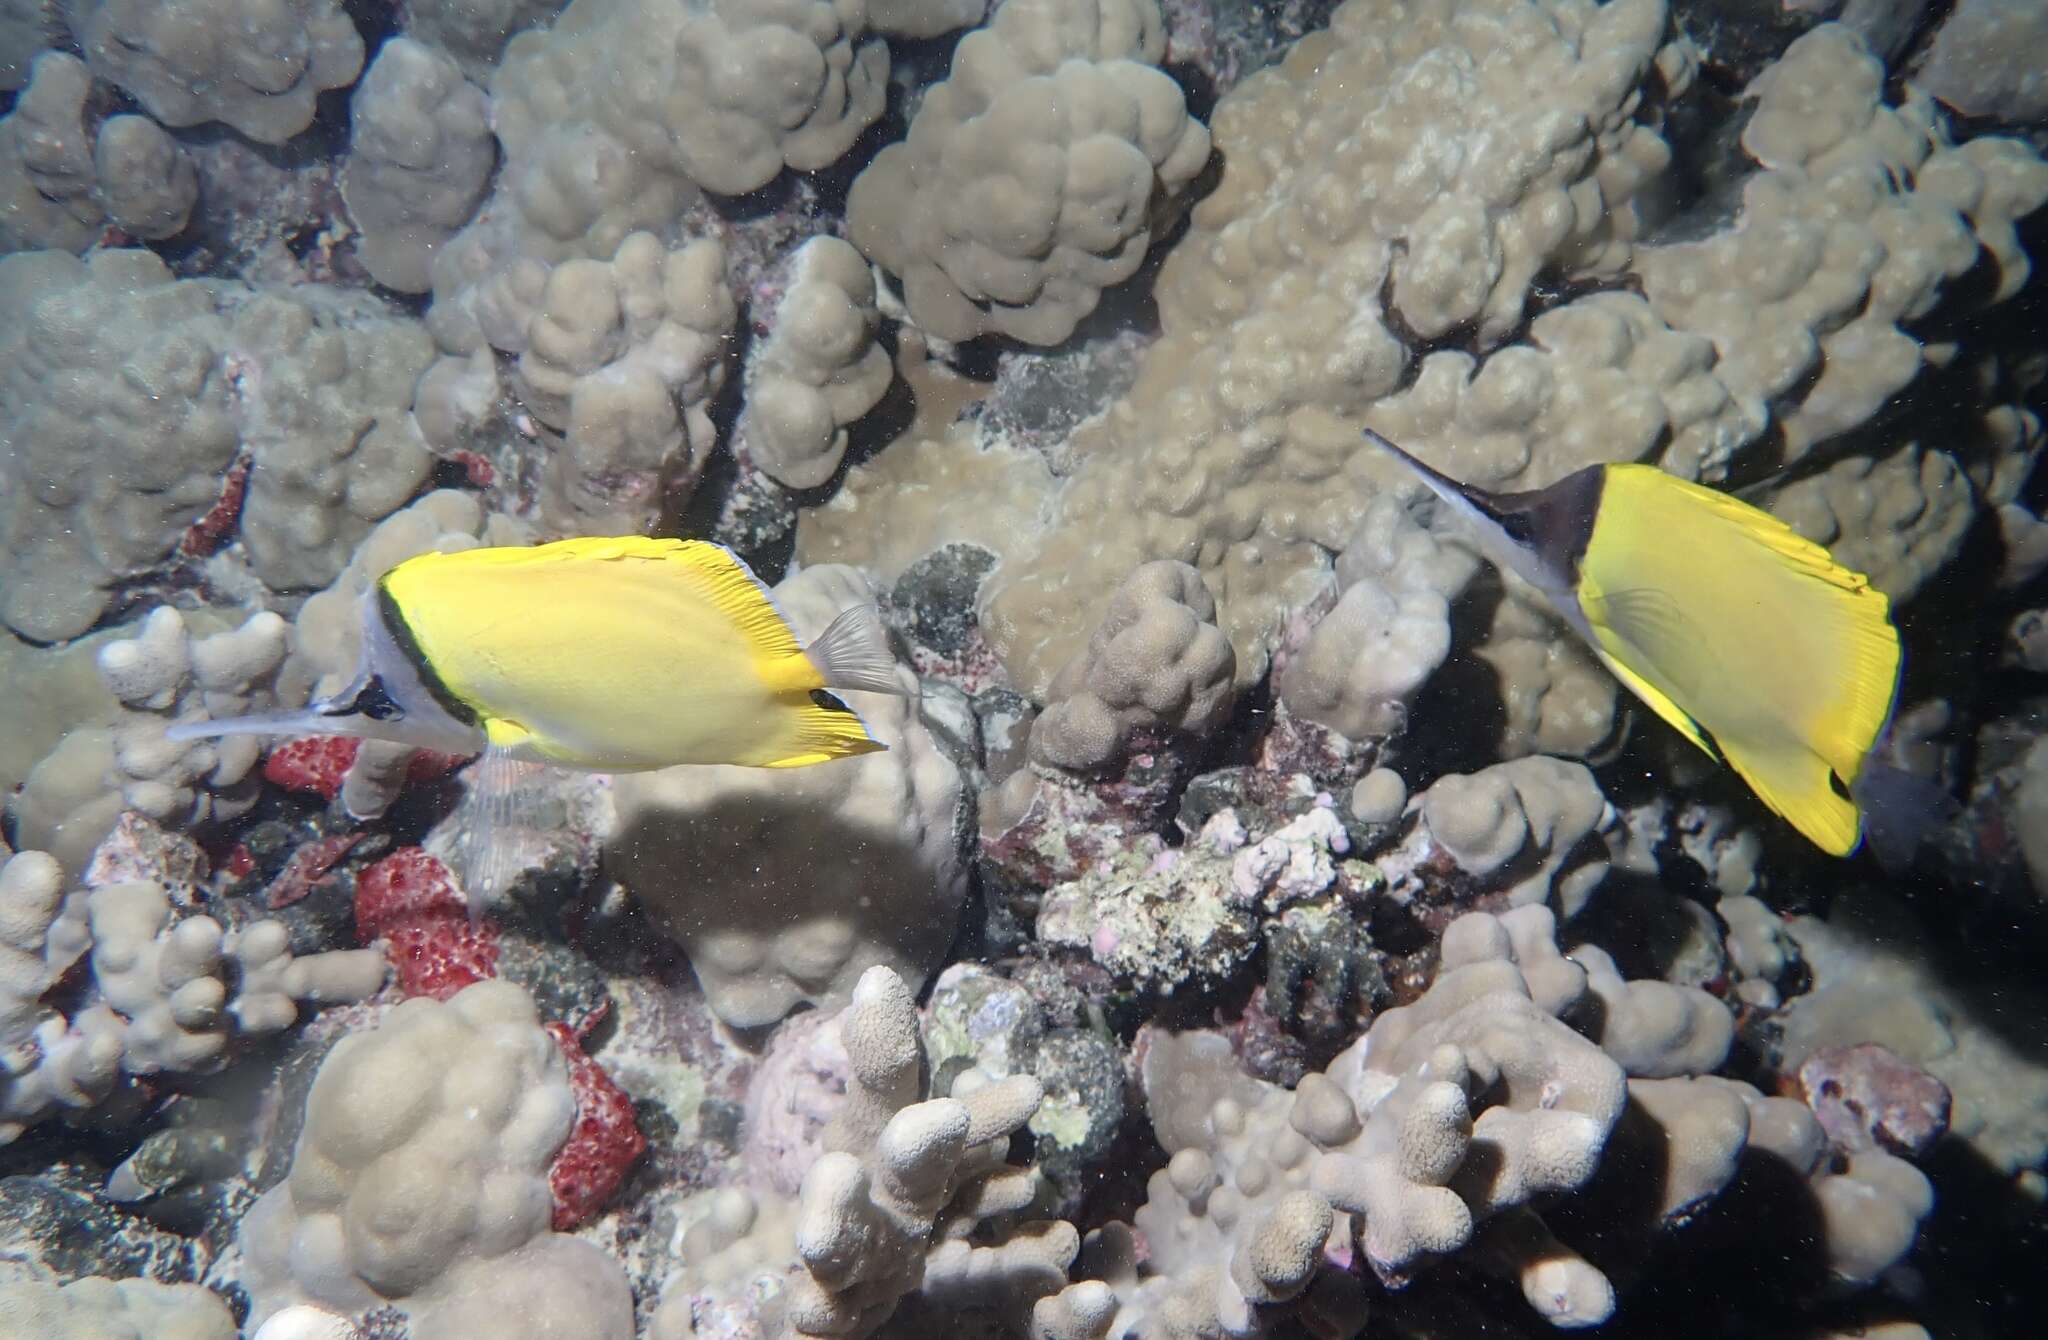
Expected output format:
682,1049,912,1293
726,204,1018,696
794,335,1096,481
1854,759,1959,875
805,604,909,697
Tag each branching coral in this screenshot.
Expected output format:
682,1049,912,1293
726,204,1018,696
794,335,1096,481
848,0,1212,344
10,607,288,874
652,965,1058,1338
1063,904,1922,1335
1,827,382,1144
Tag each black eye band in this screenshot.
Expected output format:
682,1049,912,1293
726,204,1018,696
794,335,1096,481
329,675,404,722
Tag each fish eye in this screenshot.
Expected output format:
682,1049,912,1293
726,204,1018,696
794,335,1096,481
339,676,405,722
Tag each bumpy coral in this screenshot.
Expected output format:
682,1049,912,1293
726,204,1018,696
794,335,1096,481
240,979,634,1338
1778,892,2048,1177
494,0,885,200
231,292,439,590
423,231,735,534
1029,560,1236,772
1639,24,2048,461
67,0,366,144
0,0,57,91
10,607,287,874
0,250,239,641
1911,0,2048,126
0,51,195,252
848,0,1211,345
0,248,445,633
743,235,892,489
1275,495,1476,742
423,0,883,368
980,0,1691,698
608,564,968,1030
1767,442,1974,603
0,1276,236,1338
652,965,1058,1338
404,0,568,80
973,9,2048,723
342,37,496,294
1405,756,1616,918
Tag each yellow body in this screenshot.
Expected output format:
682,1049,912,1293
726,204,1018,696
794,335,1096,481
1575,465,1901,855
379,536,884,771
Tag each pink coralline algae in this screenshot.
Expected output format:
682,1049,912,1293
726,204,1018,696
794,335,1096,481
544,1021,647,1230
353,847,499,999
264,737,470,802
179,456,251,557
1799,1042,1953,1159
263,737,359,800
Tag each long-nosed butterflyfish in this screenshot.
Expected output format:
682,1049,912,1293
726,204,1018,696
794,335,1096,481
168,535,906,771
1363,428,1932,861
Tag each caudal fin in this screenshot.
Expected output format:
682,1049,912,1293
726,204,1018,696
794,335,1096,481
805,604,909,697
1853,759,1959,874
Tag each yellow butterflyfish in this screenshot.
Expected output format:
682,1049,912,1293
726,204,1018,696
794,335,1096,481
168,535,905,771
1363,428,1916,859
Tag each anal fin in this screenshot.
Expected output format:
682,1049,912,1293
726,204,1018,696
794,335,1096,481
761,695,889,768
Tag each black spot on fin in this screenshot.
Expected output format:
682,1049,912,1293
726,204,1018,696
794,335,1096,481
810,689,856,715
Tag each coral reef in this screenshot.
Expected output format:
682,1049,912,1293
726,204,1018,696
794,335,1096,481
0,3,2043,1337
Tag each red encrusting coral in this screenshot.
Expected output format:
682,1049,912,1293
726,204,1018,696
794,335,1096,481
264,736,360,800
354,848,499,1000
544,1021,646,1230
181,456,252,556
